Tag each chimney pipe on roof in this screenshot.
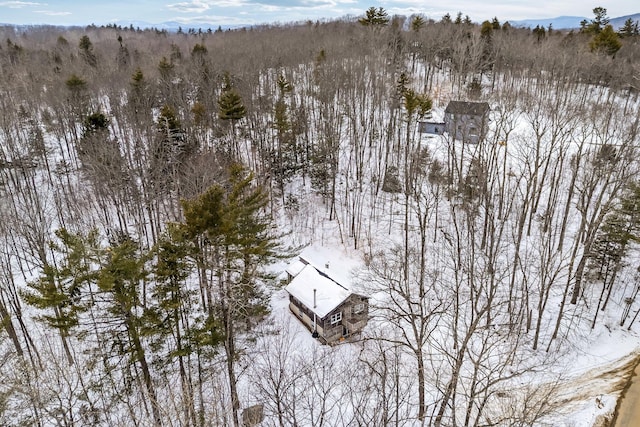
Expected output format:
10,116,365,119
312,289,319,339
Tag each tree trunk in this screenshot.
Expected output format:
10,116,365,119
125,310,162,426
0,298,23,357
416,349,426,422
225,313,240,427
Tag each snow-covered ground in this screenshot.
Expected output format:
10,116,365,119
251,239,640,426
2,24,640,426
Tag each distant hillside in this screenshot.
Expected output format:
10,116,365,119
511,15,586,30
111,13,640,32
0,20,243,32
109,20,244,32
511,13,640,30
610,13,640,29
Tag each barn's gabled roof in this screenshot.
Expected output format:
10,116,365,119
285,263,351,319
445,101,489,116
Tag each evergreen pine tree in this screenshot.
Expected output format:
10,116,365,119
358,7,390,27
270,74,302,194
178,163,281,427
218,75,246,157
65,74,89,127
589,24,622,56
129,68,152,119
97,232,163,427
218,88,246,121
618,18,640,38
21,228,100,365
78,35,97,67
411,16,426,32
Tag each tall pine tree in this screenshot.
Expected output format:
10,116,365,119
178,163,280,427
218,74,246,157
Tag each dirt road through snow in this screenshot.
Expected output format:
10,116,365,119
615,361,640,427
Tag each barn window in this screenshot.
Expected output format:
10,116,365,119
330,312,342,325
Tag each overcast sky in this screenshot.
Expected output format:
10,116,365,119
0,0,637,27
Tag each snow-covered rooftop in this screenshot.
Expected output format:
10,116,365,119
285,258,307,277
283,244,364,319
295,245,360,289
285,264,351,318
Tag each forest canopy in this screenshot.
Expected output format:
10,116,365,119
0,7,639,426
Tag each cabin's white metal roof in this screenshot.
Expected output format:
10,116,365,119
285,264,351,319
285,258,307,277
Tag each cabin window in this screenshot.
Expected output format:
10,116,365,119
330,312,342,325
353,303,365,314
